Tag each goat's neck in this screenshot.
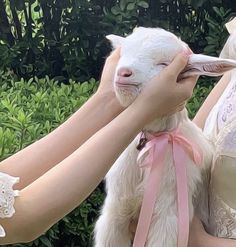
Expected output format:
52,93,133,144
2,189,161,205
143,109,189,133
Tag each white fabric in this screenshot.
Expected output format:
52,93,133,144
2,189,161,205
204,70,236,139
0,172,19,237
225,17,236,34
203,70,236,238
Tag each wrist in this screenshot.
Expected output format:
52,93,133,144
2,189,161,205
93,91,124,116
125,101,156,130
129,97,162,126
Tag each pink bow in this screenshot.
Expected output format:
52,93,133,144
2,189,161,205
133,129,202,247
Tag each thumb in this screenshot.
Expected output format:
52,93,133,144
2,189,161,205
107,47,121,61
165,52,189,76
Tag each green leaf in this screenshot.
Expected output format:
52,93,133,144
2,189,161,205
34,5,41,12
137,1,149,8
190,0,207,9
111,6,120,15
40,236,53,247
120,0,127,11
127,2,136,11
213,6,223,17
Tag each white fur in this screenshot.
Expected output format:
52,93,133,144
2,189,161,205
94,27,219,247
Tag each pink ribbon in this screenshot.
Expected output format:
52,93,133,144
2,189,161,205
132,129,202,247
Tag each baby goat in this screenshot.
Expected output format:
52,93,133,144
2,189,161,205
94,27,236,247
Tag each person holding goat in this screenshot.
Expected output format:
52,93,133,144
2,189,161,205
188,17,236,247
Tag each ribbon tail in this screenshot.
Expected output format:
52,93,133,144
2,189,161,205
175,136,203,166
133,138,168,247
137,141,156,167
173,143,189,247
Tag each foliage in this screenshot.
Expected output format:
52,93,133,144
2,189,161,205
0,74,105,247
187,77,214,119
0,0,236,83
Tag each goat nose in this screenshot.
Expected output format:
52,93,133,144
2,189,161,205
117,68,133,77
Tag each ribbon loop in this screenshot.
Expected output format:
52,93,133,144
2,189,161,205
133,129,202,247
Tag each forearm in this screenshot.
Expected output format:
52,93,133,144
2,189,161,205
190,234,236,247
0,102,146,244
0,92,123,189
200,234,236,247
189,217,236,247
193,72,230,129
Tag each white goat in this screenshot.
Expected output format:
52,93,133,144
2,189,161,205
94,27,236,247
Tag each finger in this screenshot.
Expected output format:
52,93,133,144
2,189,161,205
186,47,193,54
107,47,121,61
178,102,186,110
177,76,199,99
178,75,199,88
179,75,199,83
164,52,189,76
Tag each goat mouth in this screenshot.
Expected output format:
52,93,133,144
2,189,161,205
115,82,141,96
116,82,139,87
115,81,142,88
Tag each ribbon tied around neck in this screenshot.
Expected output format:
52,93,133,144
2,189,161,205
133,128,202,247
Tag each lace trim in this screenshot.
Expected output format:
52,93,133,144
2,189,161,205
0,172,19,237
209,187,236,239
217,73,236,131
215,117,236,158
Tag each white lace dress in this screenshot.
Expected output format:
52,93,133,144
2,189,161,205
0,172,19,237
204,70,236,238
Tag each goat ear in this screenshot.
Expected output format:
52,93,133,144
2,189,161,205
181,54,236,78
106,34,125,49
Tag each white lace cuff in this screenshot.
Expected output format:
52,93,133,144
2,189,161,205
0,172,19,237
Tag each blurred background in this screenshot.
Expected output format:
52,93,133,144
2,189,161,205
0,0,235,246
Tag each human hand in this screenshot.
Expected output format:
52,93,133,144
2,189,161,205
96,48,120,96
131,51,198,124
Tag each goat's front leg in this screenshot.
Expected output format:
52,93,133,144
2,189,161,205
94,196,133,247
145,200,194,247
95,137,141,247
146,212,178,247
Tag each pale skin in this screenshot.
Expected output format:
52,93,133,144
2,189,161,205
0,50,197,244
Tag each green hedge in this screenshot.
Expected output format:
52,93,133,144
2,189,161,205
0,72,213,246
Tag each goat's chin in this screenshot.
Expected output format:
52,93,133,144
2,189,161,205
115,89,139,107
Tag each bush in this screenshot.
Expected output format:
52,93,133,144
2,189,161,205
187,76,214,119
0,71,212,246
0,0,235,83
0,74,106,247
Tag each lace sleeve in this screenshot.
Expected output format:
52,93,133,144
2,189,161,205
0,172,19,237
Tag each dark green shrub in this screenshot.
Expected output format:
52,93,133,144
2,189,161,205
0,0,235,83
